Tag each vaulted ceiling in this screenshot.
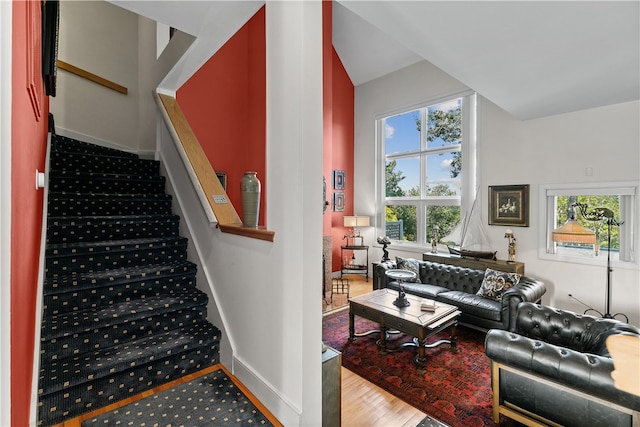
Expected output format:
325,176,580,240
112,0,639,121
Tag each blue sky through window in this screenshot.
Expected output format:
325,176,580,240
385,100,461,195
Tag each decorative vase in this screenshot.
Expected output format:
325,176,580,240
241,171,261,228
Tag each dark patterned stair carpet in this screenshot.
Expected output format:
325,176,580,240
45,237,190,275
48,192,174,217
38,135,221,426
74,365,279,427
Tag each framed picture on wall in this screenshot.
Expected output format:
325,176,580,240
333,170,345,190
489,184,530,227
333,192,345,212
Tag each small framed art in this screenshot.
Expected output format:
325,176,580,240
489,184,529,227
333,170,345,190
332,192,345,212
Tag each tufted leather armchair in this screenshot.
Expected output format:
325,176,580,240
485,302,640,426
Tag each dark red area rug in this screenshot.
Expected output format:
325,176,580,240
323,308,520,427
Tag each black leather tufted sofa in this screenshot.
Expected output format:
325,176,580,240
485,302,640,426
375,259,546,331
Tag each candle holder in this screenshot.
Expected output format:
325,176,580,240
385,269,416,308
430,225,439,254
504,229,516,263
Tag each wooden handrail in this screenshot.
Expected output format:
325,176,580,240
157,93,275,242
57,60,128,94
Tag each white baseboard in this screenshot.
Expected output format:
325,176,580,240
232,354,301,426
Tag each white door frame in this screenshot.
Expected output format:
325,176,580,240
0,1,13,425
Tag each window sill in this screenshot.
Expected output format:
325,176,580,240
537,249,638,270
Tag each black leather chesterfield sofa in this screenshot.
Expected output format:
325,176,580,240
375,258,546,331
485,302,640,426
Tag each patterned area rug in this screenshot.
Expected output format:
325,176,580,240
323,309,521,427
80,365,277,426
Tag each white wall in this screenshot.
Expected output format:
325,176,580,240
480,99,640,324
0,1,12,425
52,1,141,149
355,59,640,325
156,2,324,425
52,1,198,154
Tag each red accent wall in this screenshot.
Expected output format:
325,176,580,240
329,48,354,272
11,2,49,425
177,7,266,226
178,2,353,270
322,1,355,272
322,0,333,235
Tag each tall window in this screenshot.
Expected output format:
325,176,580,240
539,182,638,267
378,93,476,247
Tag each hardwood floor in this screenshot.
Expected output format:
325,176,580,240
325,274,428,426
341,367,427,427
323,273,372,312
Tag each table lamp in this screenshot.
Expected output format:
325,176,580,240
343,215,370,246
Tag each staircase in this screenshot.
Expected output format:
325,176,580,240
38,134,221,426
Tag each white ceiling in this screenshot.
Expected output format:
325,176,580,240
111,1,639,121
333,1,640,120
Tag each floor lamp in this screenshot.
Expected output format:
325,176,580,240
552,203,628,322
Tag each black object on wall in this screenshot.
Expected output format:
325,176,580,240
42,0,59,97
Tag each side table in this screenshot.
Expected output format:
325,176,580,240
341,245,369,281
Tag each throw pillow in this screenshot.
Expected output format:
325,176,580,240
395,257,421,282
476,268,521,302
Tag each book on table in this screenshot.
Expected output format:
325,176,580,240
420,300,436,312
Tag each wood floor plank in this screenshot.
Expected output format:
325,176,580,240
341,367,427,426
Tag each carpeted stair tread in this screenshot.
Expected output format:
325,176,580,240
37,339,219,426
50,191,172,200
43,262,197,315
46,235,187,260
41,288,208,341
51,150,160,175
45,260,196,295
44,263,197,315
47,214,181,244
49,170,166,195
39,321,221,397
48,192,173,217
52,135,139,159
46,237,189,276
40,305,207,362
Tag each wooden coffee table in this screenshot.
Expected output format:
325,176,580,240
349,288,461,368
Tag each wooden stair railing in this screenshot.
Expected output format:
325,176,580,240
57,60,128,94
156,93,275,242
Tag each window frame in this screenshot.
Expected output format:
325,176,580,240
538,181,639,270
376,91,477,251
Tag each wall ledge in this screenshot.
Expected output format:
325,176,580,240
156,92,275,242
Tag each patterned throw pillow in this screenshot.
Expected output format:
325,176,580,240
476,268,521,302
395,257,421,282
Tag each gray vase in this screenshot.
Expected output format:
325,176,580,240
241,171,261,228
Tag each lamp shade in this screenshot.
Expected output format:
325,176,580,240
552,219,597,244
343,215,370,227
